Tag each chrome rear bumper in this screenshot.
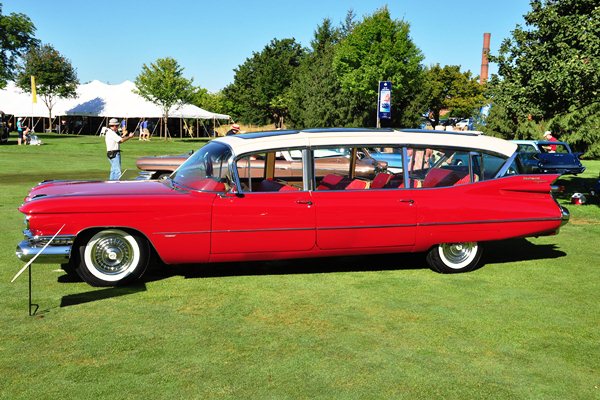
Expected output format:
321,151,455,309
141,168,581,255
15,230,74,263
560,206,570,226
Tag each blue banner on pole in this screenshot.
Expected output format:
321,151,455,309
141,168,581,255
378,81,392,120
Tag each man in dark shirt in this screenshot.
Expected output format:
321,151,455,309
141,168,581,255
225,123,240,136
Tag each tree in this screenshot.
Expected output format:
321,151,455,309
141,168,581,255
0,4,38,88
224,38,305,126
332,7,424,127
288,18,349,128
421,64,486,127
487,0,600,154
135,57,195,137
16,44,78,121
192,87,232,116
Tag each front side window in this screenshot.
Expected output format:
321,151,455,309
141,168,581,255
236,148,305,192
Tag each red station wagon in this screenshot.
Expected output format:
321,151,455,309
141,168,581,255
16,128,569,286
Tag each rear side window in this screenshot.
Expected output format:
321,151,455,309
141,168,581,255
314,146,399,190
415,149,473,188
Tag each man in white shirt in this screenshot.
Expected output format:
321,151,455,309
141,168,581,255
105,118,134,180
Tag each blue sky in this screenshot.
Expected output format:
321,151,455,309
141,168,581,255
3,0,531,92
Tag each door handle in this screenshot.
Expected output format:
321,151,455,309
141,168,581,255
398,199,414,204
296,200,313,205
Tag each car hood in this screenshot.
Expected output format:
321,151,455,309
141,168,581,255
23,179,177,203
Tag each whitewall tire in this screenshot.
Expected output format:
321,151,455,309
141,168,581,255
426,242,482,273
76,229,149,286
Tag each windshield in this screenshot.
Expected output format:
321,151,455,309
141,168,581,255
171,142,232,190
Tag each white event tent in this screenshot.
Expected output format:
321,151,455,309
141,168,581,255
0,80,230,137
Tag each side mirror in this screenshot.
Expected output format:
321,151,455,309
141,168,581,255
225,183,245,197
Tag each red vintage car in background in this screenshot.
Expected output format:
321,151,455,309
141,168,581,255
16,128,569,286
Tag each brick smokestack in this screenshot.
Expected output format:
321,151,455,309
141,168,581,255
480,32,491,84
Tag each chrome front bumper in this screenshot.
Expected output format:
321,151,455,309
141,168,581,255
15,230,75,264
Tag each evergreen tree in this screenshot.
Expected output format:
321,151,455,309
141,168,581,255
224,38,305,126
487,0,599,154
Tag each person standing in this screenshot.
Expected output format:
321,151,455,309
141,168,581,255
120,119,127,134
140,119,150,141
543,130,558,152
17,117,24,145
105,118,134,180
225,123,241,136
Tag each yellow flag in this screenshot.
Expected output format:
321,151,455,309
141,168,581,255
31,76,37,103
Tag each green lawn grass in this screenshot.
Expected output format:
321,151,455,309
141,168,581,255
1,134,599,399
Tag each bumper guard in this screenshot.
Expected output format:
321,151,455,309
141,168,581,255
15,230,75,264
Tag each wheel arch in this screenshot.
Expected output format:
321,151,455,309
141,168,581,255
72,226,163,264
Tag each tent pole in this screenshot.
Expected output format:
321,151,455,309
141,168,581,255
96,118,105,135
151,119,158,138
77,117,84,135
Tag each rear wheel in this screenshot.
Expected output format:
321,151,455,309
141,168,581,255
76,229,149,286
426,242,482,273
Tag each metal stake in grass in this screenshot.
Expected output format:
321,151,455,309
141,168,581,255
11,224,65,316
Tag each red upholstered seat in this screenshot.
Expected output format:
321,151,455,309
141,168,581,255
453,172,471,185
423,168,459,188
383,174,405,188
344,179,368,190
371,173,392,189
278,184,299,191
257,179,300,192
317,174,344,190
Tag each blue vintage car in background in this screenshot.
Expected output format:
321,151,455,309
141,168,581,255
513,140,585,175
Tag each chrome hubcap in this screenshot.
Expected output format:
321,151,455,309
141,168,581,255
90,234,133,275
440,242,476,266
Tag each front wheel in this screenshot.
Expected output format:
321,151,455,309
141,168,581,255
426,242,482,273
76,229,149,286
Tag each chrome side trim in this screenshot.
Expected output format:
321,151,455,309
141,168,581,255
317,224,416,231
418,217,562,227
155,227,315,235
155,216,562,236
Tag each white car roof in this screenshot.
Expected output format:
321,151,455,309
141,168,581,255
214,128,517,158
